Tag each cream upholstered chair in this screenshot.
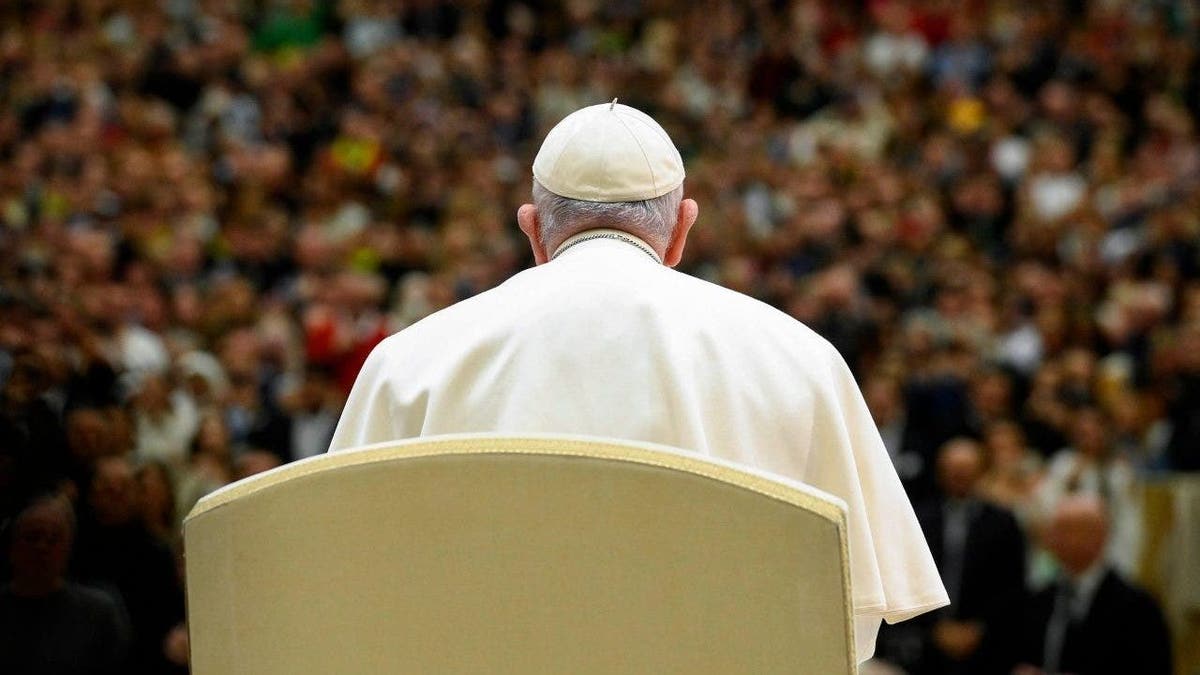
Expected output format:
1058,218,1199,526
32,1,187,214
184,434,855,674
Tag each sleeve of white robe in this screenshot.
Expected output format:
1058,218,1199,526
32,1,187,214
802,343,949,663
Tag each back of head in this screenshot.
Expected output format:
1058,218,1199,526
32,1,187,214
531,181,682,253
530,101,686,253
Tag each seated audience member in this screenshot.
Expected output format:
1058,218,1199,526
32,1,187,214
864,372,942,503
876,438,1026,674
234,449,283,480
1016,495,1172,675
1020,363,1073,457
135,461,177,546
129,373,199,474
962,366,1017,438
279,366,341,461
977,420,1043,523
1165,320,1200,471
1107,390,1171,474
175,412,234,521
1035,407,1142,577
71,457,186,675
0,351,71,499
0,493,130,675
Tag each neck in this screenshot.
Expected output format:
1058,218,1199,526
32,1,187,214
549,228,663,264
10,575,64,598
1063,559,1106,582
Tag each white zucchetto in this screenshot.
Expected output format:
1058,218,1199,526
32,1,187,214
532,101,685,203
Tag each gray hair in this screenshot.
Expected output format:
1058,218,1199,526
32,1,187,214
531,180,682,255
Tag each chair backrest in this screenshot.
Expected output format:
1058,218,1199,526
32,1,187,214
184,434,855,674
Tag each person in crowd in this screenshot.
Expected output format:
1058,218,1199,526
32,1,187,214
1015,495,1172,675
1036,407,1142,577
876,438,1026,674
1165,320,1200,471
1107,390,1171,475
176,412,235,521
135,461,177,547
0,350,70,502
864,371,943,503
71,457,186,675
234,449,284,481
129,374,199,475
0,493,130,675
279,365,342,461
977,419,1043,523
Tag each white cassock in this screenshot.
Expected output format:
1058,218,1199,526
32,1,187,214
330,229,949,661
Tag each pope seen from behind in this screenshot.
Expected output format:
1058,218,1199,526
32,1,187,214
328,100,950,662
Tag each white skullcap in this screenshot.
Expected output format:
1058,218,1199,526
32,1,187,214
532,100,685,202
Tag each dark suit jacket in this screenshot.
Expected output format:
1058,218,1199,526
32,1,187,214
72,519,185,675
1020,569,1172,675
889,416,944,505
915,498,1027,675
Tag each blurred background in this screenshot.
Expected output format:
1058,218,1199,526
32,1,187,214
0,1,1198,673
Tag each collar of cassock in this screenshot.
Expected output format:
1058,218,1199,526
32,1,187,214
550,228,663,264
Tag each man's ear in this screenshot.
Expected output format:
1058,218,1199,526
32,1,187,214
664,198,698,268
517,203,548,265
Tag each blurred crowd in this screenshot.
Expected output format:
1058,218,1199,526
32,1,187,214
1,0,1199,673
